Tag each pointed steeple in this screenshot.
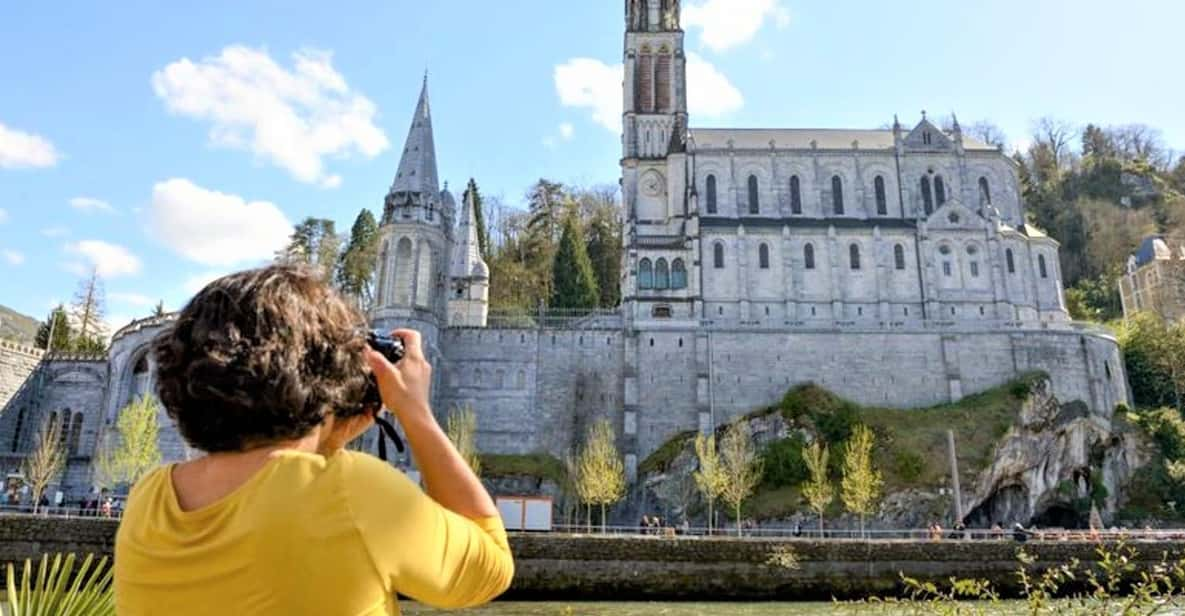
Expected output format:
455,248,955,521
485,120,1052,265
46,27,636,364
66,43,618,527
388,75,439,199
450,189,489,280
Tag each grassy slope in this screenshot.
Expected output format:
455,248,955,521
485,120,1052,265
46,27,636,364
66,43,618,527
0,304,39,345
642,372,1046,520
479,453,567,484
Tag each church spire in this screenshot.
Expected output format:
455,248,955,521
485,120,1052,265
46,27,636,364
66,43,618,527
388,76,439,200
450,188,489,281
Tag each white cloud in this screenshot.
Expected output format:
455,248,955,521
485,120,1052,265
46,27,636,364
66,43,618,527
555,58,624,133
554,55,743,134
0,208,7,224
683,0,791,52
69,196,116,214
110,292,155,307
150,178,292,267
559,122,575,140
41,226,70,238
152,46,389,187
0,122,60,169
64,240,142,278
686,52,744,116
183,271,230,295
2,250,24,265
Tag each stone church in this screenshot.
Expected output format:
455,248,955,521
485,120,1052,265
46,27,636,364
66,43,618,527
0,0,1130,501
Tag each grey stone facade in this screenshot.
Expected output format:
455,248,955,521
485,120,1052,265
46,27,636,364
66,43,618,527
0,0,1133,501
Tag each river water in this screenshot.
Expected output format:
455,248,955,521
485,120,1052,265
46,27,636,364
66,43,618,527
403,601,1032,615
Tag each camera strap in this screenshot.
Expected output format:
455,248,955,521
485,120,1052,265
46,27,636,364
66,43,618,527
374,415,405,462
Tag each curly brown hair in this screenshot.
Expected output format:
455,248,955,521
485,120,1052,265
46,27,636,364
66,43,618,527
152,264,372,453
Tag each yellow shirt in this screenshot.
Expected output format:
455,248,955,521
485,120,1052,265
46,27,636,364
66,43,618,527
114,449,514,615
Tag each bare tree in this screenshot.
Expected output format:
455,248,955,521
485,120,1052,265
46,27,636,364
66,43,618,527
1032,117,1077,171
70,268,108,352
23,416,67,514
968,121,1008,150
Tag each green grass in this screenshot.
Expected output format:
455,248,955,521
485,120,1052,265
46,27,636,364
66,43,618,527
479,453,567,484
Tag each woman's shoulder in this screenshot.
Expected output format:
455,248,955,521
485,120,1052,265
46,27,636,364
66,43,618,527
329,451,423,506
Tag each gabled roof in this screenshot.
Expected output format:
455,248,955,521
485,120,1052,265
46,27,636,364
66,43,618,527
389,77,439,198
925,199,990,231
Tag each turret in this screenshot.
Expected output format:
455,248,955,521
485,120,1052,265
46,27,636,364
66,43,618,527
447,189,490,327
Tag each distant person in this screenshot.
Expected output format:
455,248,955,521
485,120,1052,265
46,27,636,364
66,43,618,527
1013,523,1029,543
114,265,514,615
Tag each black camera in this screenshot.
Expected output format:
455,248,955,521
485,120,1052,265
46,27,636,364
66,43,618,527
360,330,406,458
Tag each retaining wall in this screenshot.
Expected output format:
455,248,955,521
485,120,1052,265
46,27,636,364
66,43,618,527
0,517,1178,599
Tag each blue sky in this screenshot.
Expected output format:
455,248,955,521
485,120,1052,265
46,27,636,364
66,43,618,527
1,0,1183,331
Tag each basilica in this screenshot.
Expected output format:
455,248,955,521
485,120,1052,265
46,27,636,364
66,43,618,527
0,0,1129,501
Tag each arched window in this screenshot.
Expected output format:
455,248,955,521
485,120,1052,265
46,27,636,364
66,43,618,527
132,355,151,399
831,176,844,215
939,244,953,277
790,176,802,214
671,259,687,289
803,244,815,270
1038,254,1048,279
495,369,506,388
414,242,433,308
759,243,770,269
935,176,947,206
655,53,672,111
377,239,390,304
394,238,414,305
967,245,980,278
874,176,887,215
849,244,861,270
1006,249,1016,274
978,177,992,206
894,244,906,270
474,368,483,387
920,177,934,214
516,369,526,389
705,175,718,214
636,53,654,113
655,258,670,290
713,243,725,269
10,406,25,452
638,258,654,289
747,175,760,215
68,412,83,456
56,409,69,451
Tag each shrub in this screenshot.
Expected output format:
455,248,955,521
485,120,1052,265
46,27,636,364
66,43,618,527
893,450,925,483
761,435,808,488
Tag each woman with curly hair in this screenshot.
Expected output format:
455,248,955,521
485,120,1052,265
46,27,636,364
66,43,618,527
114,264,513,615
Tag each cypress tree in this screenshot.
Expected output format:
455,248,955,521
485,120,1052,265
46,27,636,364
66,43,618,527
549,216,600,312
336,209,380,304
34,305,72,352
463,178,489,259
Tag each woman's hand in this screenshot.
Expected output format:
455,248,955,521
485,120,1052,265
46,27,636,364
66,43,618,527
364,329,433,424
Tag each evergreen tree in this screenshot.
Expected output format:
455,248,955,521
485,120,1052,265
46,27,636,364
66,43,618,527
70,269,108,354
462,179,489,259
34,305,72,352
526,179,567,244
549,216,600,311
152,301,166,317
578,187,623,308
336,209,380,306
280,218,340,280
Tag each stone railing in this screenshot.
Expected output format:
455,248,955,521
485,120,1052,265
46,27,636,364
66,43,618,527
691,317,1116,338
0,340,43,359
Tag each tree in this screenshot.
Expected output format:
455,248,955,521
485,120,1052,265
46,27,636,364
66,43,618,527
526,179,567,244
23,416,66,514
719,420,762,536
577,186,623,308
549,215,600,311
575,419,626,532
91,430,119,493
109,395,163,486
151,301,166,317
34,305,71,352
800,440,834,536
968,120,1008,150
336,209,380,307
1032,117,1076,173
70,269,108,353
463,179,490,259
444,404,481,476
280,218,341,280
841,424,882,538
693,432,727,534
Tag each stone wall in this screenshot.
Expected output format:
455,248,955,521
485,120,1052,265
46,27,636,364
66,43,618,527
0,340,42,411
0,516,1178,600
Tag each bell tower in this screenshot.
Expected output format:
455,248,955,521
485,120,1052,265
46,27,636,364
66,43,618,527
372,76,456,343
621,0,698,323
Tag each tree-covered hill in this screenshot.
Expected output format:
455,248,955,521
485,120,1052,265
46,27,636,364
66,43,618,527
0,304,39,345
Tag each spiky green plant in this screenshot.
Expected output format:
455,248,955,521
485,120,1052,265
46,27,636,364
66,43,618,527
4,554,114,616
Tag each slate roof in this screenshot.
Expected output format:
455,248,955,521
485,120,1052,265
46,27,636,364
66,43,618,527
688,128,997,152
389,77,439,197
